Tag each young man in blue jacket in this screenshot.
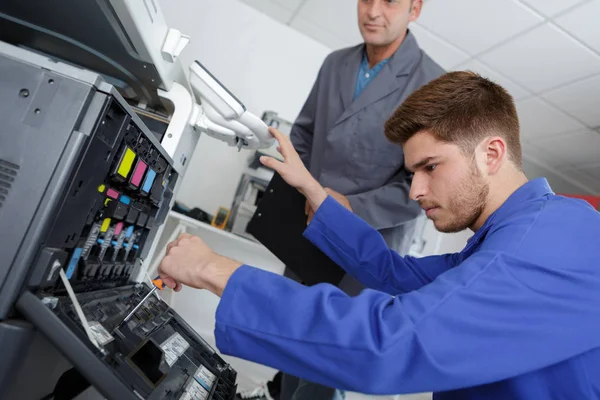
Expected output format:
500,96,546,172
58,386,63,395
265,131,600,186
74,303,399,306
158,71,600,399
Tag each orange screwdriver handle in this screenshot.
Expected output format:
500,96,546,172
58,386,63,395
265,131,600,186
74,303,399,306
152,276,165,290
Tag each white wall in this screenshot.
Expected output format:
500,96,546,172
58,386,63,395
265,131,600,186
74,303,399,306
158,0,331,215
522,157,592,195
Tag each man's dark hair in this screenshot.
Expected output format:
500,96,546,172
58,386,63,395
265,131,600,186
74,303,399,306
385,71,523,168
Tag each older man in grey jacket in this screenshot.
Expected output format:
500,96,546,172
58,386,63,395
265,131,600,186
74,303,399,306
239,1,444,399
291,2,444,295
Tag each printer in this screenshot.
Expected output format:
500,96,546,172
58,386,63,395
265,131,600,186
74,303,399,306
0,1,273,399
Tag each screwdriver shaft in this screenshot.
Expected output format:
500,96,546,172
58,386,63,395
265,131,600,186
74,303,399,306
121,286,157,325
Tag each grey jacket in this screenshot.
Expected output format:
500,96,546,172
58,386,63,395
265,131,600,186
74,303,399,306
290,31,445,294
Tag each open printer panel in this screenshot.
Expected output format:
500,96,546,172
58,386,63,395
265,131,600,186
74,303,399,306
0,43,236,399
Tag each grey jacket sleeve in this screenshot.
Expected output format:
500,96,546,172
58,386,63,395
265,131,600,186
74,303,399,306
289,64,324,168
346,167,421,230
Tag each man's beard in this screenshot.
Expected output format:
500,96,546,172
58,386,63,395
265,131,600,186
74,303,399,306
435,163,489,233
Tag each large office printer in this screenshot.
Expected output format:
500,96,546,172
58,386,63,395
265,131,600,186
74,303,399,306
0,1,273,399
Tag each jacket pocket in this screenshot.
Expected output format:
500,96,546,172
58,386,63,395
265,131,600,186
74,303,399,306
347,143,404,181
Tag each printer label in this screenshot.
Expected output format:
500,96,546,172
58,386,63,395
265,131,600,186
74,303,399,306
89,321,114,346
160,332,190,367
193,365,216,391
179,377,209,400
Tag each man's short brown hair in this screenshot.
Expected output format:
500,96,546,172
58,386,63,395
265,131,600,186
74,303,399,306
385,71,522,168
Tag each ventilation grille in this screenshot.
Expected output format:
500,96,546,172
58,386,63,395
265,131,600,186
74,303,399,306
0,159,19,209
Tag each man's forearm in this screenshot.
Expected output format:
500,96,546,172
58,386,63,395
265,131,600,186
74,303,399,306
203,256,243,297
303,197,454,294
299,178,328,213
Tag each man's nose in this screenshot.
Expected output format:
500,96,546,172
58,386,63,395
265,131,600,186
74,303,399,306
366,0,383,19
409,173,428,201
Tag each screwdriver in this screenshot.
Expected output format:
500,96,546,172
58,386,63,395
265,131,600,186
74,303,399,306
118,276,165,327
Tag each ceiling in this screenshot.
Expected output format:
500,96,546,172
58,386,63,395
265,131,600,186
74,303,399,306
240,0,600,194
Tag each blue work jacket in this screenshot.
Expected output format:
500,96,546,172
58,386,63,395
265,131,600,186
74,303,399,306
215,178,600,399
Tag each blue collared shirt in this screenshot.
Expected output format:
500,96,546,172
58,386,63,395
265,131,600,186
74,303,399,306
354,52,390,99
215,178,600,398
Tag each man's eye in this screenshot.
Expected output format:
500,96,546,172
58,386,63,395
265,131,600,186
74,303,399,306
425,164,437,172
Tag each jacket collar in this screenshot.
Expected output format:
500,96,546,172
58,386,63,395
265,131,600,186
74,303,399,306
337,30,423,126
384,29,423,77
467,178,554,246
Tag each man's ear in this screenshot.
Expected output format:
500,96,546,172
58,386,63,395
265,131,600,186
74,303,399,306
409,0,424,22
483,136,507,175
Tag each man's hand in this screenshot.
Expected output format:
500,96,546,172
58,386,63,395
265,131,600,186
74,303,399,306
260,127,328,212
158,233,241,297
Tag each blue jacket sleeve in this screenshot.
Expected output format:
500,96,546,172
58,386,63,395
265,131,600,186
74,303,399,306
305,196,456,294
215,252,600,395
